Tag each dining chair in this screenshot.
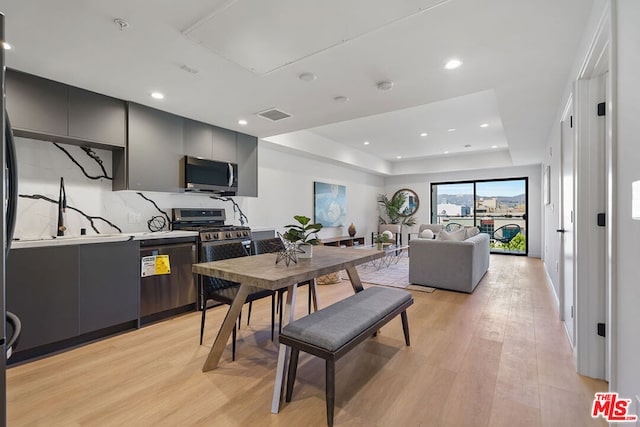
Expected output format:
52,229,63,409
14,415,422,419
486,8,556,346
251,237,315,332
492,224,522,243
199,241,276,361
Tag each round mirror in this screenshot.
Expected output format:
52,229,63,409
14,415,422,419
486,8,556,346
393,188,419,217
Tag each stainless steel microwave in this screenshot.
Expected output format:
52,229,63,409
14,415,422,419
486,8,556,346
180,156,238,194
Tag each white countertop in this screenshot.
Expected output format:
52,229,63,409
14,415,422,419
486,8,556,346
11,230,199,249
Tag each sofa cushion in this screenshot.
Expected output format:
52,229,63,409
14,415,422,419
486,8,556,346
420,229,434,239
437,228,467,241
465,226,480,239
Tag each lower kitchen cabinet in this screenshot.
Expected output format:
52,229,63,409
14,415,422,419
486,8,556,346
6,240,140,362
6,246,79,352
79,242,139,333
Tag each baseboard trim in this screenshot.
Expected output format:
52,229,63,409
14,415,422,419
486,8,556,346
543,262,560,313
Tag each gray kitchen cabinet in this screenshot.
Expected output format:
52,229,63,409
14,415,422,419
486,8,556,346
212,125,237,163
125,102,184,192
5,69,127,149
6,246,80,351
68,87,126,148
184,118,213,159
236,132,258,197
184,118,237,163
5,69,68,137
78,242,139,334
6,240,140,361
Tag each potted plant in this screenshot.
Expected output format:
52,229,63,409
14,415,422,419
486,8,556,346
373,232,391,250
283,215,323,258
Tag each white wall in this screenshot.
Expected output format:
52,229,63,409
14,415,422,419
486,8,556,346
613,0,640,407
385,164,542,257
245,142,384,241
541,1,610,311
13,137,384,244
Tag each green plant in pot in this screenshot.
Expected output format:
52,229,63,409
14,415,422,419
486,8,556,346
373,232,391,250
283,215,323,258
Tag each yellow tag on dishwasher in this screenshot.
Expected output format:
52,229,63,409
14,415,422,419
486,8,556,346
155,255,171,275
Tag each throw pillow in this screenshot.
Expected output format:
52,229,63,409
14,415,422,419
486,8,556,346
381,230,394,240
465,226,480,239
420,229,434,239
437,228,467,241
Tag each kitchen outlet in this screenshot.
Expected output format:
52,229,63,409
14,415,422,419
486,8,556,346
128,212,141,223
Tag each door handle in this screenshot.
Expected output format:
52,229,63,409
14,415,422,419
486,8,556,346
556,229,566,233
227,163,234,188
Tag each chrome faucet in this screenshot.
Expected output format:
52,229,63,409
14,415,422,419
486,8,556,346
57,177,67,236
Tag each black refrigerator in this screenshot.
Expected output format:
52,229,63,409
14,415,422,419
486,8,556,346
1,11,20,425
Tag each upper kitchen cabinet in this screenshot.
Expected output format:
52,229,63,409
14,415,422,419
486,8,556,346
212,125,237,163
120,102,184,192
6,69,68,137
236,132,258,197
184,118,237,163
68,87,126,147
5,69,126,149
184,119,213,159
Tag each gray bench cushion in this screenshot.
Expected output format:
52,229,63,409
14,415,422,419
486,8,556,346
281,287,412,352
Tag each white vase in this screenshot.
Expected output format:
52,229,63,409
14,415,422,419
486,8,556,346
298,244,313,258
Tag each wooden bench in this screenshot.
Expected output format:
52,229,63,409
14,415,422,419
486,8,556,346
279,286,413,426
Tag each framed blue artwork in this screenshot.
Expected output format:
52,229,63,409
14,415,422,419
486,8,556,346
314,182,347,227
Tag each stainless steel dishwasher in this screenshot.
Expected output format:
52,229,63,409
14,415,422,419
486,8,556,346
139,237,197,324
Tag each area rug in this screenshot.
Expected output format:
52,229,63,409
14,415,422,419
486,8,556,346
355,255,435,293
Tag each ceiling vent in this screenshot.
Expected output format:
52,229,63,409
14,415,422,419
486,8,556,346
257,108,292,122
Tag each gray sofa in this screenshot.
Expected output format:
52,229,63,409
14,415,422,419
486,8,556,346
409,232,490,293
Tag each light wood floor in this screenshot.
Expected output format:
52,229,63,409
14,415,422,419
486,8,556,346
7,255,607,426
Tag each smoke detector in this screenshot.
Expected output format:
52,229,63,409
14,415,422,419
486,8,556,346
113,18,130,31
376,81,394,91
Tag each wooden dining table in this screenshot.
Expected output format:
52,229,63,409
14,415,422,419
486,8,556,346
192,244,384,413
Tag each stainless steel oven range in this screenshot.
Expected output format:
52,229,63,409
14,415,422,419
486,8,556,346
172,208,252,260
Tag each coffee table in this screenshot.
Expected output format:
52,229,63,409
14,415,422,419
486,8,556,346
355,243,409,269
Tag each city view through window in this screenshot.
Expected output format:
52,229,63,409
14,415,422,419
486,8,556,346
431,178,528,254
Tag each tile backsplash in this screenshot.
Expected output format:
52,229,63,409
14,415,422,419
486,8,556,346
13,137,238,240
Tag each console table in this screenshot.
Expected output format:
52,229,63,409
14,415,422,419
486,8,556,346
320,235,365,247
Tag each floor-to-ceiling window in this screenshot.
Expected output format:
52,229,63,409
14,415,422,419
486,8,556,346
431,178,528,255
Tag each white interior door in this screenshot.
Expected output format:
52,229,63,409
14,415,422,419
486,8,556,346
560,100,575,346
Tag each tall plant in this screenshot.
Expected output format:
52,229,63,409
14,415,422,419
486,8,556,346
377,193,417,227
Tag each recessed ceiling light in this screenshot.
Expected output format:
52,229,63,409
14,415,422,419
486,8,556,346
150,92,164,100
448,128,456,132
2,42,12,50
444,151,449,154
396,155,402,159
420,132,428,137
376,81,394,91
363,141,370,145
298,72,317,82
238,119,248,126
444,58,463,70
480,123,489,128
334,96,349,103
491,145,498,148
